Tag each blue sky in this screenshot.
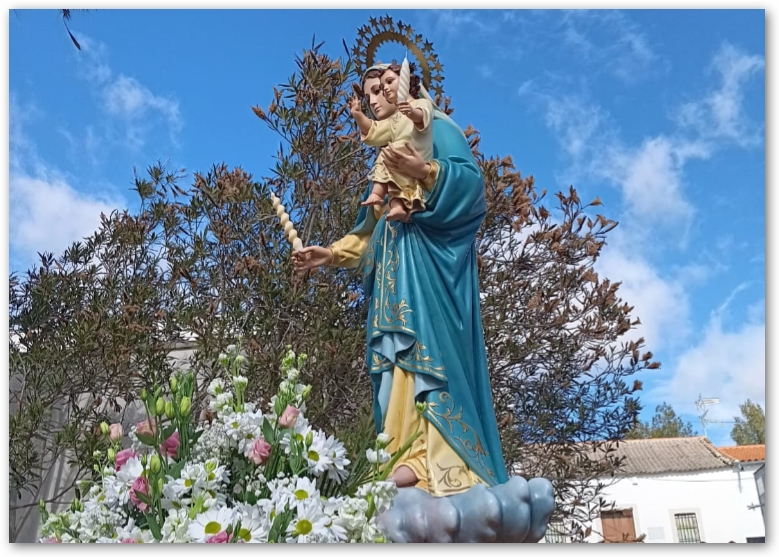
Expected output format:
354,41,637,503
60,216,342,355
8,9,765,446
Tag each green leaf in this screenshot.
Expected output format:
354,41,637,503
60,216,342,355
262,418,275,445
135,432,157,447
146,513,162,540
162,425,176,440
167,460,186,480
134,491,153,507
268,509,292,543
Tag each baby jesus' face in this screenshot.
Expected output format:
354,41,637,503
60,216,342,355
380,69,401,105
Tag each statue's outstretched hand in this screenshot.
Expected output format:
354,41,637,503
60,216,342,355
382,142,429,180
292,246,333,273
349,95,363,117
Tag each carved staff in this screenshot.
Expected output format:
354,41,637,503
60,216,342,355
269,192,303,252
397,55,411,104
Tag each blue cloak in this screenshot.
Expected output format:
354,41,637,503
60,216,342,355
349,116,509,487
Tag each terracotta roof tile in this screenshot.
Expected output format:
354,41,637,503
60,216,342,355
716,445,765,462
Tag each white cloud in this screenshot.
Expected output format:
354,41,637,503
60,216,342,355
74,33,182,152
595,234,692,354
595,137,699,231
519,40,764,408
104,75,181,130
523,90,697,238
675,42,765,147
652,290,765,424
9,98,124,270
542,94,610,162
521,40,763,245
9,173,121,267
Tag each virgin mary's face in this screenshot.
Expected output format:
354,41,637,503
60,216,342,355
362,75,396,120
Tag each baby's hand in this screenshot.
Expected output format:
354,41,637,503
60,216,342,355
398,102,422,124
350,95,363,116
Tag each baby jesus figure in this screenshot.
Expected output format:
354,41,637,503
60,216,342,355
350,62,433,222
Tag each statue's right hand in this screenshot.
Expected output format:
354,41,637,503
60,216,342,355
292,246,334,272
349,95,363,116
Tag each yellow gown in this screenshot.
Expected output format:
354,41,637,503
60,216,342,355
328,163,487,497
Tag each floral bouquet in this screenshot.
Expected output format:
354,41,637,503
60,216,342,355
39,345,418,543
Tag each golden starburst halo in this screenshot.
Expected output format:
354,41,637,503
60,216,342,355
351,15,446,98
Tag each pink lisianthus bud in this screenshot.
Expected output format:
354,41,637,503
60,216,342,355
278,405,300,428
109,423,123,442
115,448,138,471
248,437,272,465
40,537,61,543
121,538,139,543
159,431,180,458
136,418,157,437
129,476,151,512
206,531,233,543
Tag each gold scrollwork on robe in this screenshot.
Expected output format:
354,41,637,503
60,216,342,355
425,392,496,482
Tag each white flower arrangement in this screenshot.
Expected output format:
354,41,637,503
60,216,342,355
39,345,420,543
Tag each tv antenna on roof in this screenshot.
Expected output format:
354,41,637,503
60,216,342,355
695,395,730,439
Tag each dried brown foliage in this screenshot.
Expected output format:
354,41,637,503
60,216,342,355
9,39,659,542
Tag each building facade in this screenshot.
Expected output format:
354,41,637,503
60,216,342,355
542,437,766,544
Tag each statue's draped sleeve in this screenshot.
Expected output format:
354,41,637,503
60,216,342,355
328,232,371,269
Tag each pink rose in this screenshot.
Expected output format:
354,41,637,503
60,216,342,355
109,423,123,442
206,531,233,543
278,405,300,428
115,448,138,471
160,431,180,458
129,476,150,512
136,418,157,437
248,437,271,465
121,538,139,543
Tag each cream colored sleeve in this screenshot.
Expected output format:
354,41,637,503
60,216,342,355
361,118,393,147
411,98,434,133
328,232,371,269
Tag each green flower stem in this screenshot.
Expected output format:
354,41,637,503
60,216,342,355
378,430,422,482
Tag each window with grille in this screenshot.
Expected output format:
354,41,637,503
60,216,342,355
544,519,566,543
674,513,701,543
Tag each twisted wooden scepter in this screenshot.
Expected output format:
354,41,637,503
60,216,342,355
269,192,303,252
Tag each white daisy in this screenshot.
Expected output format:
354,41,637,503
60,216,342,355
304,431,334,476
188,506,237,543
288,476,319,510
234,503,271,543
286,501,329,543
322,434,351,483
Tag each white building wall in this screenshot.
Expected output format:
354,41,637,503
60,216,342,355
580,467,765,544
